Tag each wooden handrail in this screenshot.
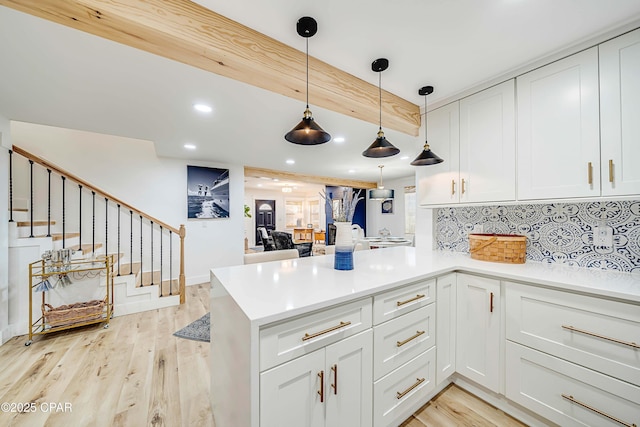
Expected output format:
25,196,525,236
13,145,186,303
13,146,180,234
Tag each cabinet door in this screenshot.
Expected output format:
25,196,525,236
456,274,501,392
459,80,516,203
517,47,600,200
325,330,373,427
260,349,325,427
417,102,460,205
436,273,456,385
600,29,640,196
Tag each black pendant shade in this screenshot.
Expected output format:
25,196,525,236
363,58,400,158
411,85,444,166
285,17,331,145
285,108,332,145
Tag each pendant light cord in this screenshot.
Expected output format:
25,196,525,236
424,95,427,138
306,38,309,108
378,72,382,130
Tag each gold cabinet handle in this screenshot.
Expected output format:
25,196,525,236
396,377,425,400
317,371,324,403
490,292,494,313
397,330,425,347
461,178,466,194
562,325,639,349
451,179,456,195
330,364,337,395
609,159,614,183
396,294,426,307
302,321,351,341
588,162,593,185
562,394,636,427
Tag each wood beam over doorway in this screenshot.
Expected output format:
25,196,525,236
244,167,377,189
0,0,421,136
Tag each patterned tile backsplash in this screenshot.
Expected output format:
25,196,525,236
435,201,640,273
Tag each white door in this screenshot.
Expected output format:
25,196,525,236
325,330,373,427
417,101,460,205
436,273,456,385
517,47,600,200
459,80,516,203
456,274,501,392
600,28,640,196
260,349,325,427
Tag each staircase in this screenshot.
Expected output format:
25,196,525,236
7,146,186,337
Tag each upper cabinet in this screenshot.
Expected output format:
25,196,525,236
418,80,515,206
516,47,600,200
416,101,460,205
600,28,640,196
459,80,516,203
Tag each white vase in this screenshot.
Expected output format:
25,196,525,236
334,221,354,270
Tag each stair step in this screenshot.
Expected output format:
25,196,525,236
116,262,141,276
69,243,103,255
10,207,28,212
139,270,161,287
16,220,56,227
160,278,180,296
51,232,80,241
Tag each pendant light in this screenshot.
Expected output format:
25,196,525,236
362,58,400,158
369,165,395,200
411,85,444,165
284,17,331,145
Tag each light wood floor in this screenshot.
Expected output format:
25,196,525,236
0,283,526,427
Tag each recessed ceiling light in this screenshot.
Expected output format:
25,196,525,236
273,178,279,182
183,143,197,150
193,103,212,113
400,156,409,160
348,169,355,174
333,137,345,143
286,159,295,165
257,183,263,187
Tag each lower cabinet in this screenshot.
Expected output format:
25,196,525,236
260,330,372,427
506,341,640,427
436,273,456,385
456,274,501,393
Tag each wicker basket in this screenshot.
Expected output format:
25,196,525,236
42,299,105,328
469,234,527,264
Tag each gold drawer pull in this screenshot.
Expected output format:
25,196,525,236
317,371,324,403
302,321,351,341
588,162,593,185
451,179,456,195
397,330,425,347
330,364,338,395
461,178,466,194
396,377,425,400
397,294,425,307
562,394,637,427
562,325,640,349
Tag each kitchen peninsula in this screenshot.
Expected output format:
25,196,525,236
210,247,640,427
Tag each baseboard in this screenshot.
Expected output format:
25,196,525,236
187,274,209,286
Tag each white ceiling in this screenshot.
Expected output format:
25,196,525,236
1,1,640,183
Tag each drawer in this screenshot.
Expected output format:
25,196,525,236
373,279,435,325
373,347,436,427
505,282,640,386
506,341,640,427
260,298,372,371
373,304,435,380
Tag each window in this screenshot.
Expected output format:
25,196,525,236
285,199,304,228
404,186,416,234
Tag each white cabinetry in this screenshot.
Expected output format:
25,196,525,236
418,80,515,206
417,101,460,205
456,274,501,393
459,80,516,203
436,273,456,385
600,28,640,196
517,47,600,200
261,330,373,427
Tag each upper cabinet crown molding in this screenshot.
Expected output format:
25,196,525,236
0,0,421,136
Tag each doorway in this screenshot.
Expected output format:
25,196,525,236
255,199,276,246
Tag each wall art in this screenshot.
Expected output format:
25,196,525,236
187,166,229,219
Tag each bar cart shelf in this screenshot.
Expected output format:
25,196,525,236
26,256,113,346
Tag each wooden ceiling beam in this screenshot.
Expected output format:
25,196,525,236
0,0,421,136
244,167,377,189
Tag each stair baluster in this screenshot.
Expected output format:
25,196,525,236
170,230,173,296
61,176,66,248
140,215,143,286
160,225,163,297
78,184,82,245
150,221,154,286
47,169,52,237
91,191,96,254
105,198,108,261
8,149,13,222
117,204,121,276
29,160,34,237
129,210,133,277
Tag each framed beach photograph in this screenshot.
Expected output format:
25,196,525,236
381,199,394,214
187,166,230,219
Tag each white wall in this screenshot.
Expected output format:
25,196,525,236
0,114,11,343
11,122,244,285
366,175,415,237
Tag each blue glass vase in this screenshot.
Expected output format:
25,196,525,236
333,221,354,270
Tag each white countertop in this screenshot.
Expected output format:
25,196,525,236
210,247,640,326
